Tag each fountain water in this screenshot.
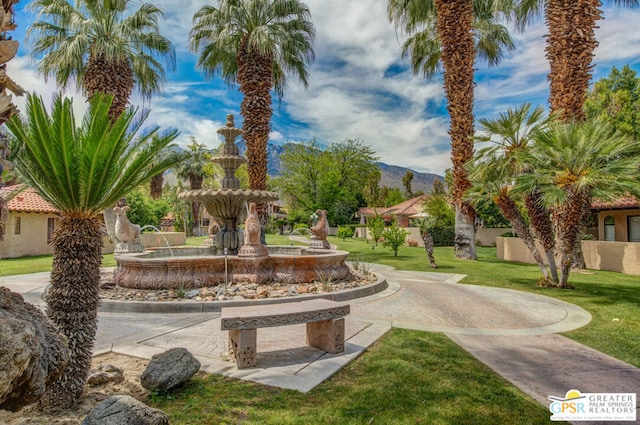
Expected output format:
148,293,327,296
113,114,350,290
139,225,174,257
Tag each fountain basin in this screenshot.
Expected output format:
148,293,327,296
114,246,350,289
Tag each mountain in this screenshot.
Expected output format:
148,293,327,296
376,162,443,194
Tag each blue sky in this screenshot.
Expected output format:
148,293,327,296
9,1,640,176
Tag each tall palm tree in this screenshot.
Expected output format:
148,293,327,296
515,118,640,287
473,103,559,283
388,0,515,260
28,0,175,121
511,0,639,122
189,0,315,191
6,93,183,411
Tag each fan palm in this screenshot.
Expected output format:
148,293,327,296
28,0,175,121
467,162,551,281
177,138,213,235
388,0,515,260
189,0,315,191
515,118,640,287
509,0,639,122
6,93,184,411
473,103,559,283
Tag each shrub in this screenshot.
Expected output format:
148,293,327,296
336,225,354,241
382,223,409,257
427,225,455,246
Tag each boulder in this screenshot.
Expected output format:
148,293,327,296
0,287,68,411
140,347,200,392
87,364,125,386
82,394,168,425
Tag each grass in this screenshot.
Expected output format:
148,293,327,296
153,329,557,425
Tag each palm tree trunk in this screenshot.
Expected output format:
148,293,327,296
39,217,103,412
84,53,135,122
552,189,586,288
525,190,559,283
496,193,550,282
571,195,593,269
238,37,272,191
435,0,477,260
190,174,204,235
150,173,164,199
546,0,601,121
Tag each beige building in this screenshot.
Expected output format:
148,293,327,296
0,186,60,258
592,197,640,242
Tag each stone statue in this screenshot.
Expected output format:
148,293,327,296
112,206,145,253
237,202,268,257
244,202,261,246
310,209,330,249
113,206,141,244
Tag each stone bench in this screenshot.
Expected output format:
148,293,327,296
220,299,350,368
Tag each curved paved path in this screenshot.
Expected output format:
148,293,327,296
2,266,638,421
351,266,591,336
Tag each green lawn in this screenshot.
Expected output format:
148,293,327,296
153,329,557,425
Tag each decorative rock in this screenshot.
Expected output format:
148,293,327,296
82,394,168,425
185,289,200,299
87,364,125,386
0,287,68,411
140,348,200,392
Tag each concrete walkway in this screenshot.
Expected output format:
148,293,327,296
2,266,638,421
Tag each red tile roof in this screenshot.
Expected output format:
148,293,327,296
357,195,428,217
0,186,58,214
591,196,640,210
385,195,428,216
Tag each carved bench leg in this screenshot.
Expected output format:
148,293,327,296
306,318,345,354
228,329,257,368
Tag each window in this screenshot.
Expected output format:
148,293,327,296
47,218,57,243
604,216,615,241
628,216,640,242
14,216,20,234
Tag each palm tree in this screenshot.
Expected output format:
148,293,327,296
473,103,559,283
510,0,639,122
515,118,640,287
189,0,315,191
177,137,212,235
6,93,183,411
28,0,175,121
467,164,551,281
388,0,515,260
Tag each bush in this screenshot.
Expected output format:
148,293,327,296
382,223,409,257
427,225,455,246
336,225,354,241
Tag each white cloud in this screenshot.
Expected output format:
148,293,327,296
7,1,640,177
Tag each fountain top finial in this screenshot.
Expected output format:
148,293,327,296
226,114,234,127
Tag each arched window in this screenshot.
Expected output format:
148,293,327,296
604,216,615,241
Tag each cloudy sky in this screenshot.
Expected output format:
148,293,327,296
9,1,640,176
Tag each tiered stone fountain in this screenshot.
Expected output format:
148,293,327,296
113,115,350,289
179,114,279,255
